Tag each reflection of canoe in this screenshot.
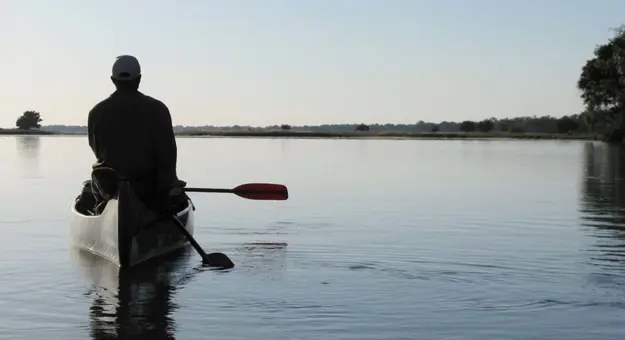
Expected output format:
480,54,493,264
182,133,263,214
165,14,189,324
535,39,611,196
71,246,194,338
70,180,195,268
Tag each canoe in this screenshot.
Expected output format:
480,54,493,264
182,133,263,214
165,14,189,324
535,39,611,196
70,180,195,268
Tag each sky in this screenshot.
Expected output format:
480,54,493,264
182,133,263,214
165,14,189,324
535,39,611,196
1,0,625,127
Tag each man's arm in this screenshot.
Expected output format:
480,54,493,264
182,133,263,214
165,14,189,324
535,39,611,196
154,101,179,193
87,107,98,157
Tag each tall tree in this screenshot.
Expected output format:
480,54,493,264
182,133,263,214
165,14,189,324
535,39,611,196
16,110,43,130
577,25,625,142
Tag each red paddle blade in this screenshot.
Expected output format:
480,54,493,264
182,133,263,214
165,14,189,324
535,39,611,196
232,183,289,200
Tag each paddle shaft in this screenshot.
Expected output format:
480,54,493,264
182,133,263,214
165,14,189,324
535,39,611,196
170,215,235,269
171,215,210,259
185,188,232,193
186,188,283,195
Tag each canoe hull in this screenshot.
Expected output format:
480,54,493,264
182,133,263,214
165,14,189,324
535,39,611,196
70,181,195,268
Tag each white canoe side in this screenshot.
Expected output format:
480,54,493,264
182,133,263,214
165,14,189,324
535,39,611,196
70,181,195,268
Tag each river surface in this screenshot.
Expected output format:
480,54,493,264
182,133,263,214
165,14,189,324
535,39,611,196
0,135,624,339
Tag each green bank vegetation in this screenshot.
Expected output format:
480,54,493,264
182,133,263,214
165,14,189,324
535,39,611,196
3,25,625,142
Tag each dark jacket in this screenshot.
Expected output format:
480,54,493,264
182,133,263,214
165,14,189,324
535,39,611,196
88,90,178,202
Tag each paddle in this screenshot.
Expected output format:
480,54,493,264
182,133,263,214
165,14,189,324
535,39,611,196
185,183,289,201
173,182,288,269
171,215,235,269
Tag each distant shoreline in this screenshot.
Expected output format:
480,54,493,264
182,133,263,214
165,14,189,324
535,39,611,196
175,130,599,140
0,128,600,140
0,129,58,135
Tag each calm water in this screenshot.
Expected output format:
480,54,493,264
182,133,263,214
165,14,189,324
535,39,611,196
1,135,624,339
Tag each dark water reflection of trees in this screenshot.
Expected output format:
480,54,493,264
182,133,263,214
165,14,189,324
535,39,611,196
580,142,625,267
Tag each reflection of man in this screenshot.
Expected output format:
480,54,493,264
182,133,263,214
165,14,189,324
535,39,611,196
82,55,186,214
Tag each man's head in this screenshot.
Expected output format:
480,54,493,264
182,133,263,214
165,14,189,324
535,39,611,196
110,55,142,91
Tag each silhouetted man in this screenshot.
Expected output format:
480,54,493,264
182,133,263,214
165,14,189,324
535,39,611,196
83,55,186,213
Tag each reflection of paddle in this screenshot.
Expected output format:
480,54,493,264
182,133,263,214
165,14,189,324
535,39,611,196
172,215,235,269
185,183,289,201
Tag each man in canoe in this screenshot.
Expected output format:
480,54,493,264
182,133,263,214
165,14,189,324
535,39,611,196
77,55,187,214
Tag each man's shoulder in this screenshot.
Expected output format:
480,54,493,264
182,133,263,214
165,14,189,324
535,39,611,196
89,94,115,116
139,92,169,112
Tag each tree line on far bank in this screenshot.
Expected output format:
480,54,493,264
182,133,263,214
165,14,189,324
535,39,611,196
6,110,593,135
272,115,585,134
38,115,587,135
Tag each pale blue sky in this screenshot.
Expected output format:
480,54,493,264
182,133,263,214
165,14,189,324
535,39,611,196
1,0,624,127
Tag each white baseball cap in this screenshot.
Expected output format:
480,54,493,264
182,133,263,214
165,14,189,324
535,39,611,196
111,55,141,81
